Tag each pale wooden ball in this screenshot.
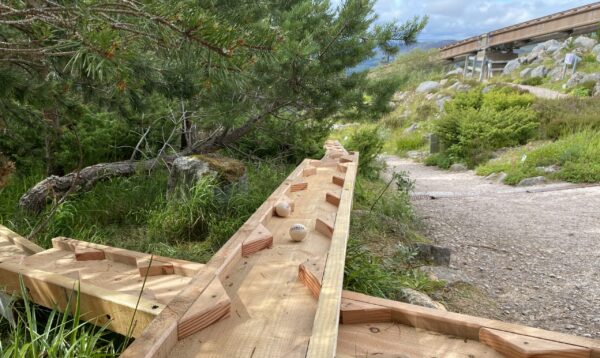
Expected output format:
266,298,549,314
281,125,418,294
275,202,292,217
289,224,307,242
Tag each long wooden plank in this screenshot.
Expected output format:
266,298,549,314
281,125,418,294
305,160,358,358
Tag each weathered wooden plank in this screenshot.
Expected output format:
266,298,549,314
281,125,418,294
305,160,358,358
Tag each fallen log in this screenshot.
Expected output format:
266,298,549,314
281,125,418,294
19,159,164,213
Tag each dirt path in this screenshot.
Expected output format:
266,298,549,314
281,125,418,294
383,155,600,339
505,83,569,99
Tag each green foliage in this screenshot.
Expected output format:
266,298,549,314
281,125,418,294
344,176,442,298
570,85,593,97
476,130,600,184
520,77,543,86
396,132,426,154
534,98,600,139
424,153,453,169
345,126,384,179
432,88,538,167
0,279,118,357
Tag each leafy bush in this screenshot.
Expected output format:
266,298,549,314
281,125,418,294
345,126,384,179
520,77,543,86
433,88,538,167
476,130,600,184
571,86,592,97
534,98,600,139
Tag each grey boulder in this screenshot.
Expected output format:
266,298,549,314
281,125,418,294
573,36,598,50
530,65,548,78
517,176,547,187
416,81,440,93
397,288,447,311
503,59,522,75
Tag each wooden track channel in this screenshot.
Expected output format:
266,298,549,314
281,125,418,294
2,141,600,357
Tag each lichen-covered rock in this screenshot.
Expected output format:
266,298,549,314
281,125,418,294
593,44,600,56
397,288,447,311
573,36,598,50
564,72,600,89
446,67,464,77
168,154,247,193
520,67,532,79
416,81,440,93
547,66,564,82
530,65,548,78
450,163,468,172
503,59,522,75
448,81,471,93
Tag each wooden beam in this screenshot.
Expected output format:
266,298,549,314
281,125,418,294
479,328,591,358
341,290,600,357
340,296,392,324
52,238,202,277
290,181,308,192
306,160,358,358
0,261,163,337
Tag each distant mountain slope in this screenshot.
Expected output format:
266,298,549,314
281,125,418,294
351,40,455,73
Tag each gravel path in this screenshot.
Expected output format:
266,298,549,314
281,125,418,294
383,155,600,338
506,83,569,99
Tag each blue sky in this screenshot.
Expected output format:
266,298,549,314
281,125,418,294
336,0,596,41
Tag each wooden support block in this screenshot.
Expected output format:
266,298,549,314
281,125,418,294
479,328,591,358
336,163,348,173
315,218,334,239
325,192,340,207
137,259,175,277
290,181,308,192
241,224,273,257
303,166,317,177
298,263,322,299
74,247,105,261
332,175,345,187
340,297,392,324
178,279,231,340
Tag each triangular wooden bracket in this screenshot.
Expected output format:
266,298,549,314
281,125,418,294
315,218,334,239
178,279,231,340
290,181,308,192
332,175,345,187
298,263,323,299
137,258,175,277
336,163,348,173
241,224,273,257
479,328,591,358
325,192,340,207
339,154,357,164
75,247,105,261
303,166,317,177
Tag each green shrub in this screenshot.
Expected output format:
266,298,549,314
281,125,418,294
424,153,452,169
534,98,600,139
345,126,384,179
433,88,538,167
571,86,592,97
396,132,426,154
520,77,543,86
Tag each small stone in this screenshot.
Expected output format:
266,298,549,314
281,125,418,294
397,288,447,311
404,123,419,134
446,67,464,77
485,172,507,184
450,163,468,172
565,324,576,330
503,59,522,75
415,244,452,266
517,176,547,187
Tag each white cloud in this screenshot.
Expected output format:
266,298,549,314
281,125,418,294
366,0,596,41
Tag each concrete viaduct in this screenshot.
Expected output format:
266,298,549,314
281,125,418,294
440,2,600,78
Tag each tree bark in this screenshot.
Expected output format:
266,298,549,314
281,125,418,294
19,158,166,213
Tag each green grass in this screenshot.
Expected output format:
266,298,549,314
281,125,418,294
477,130,600,184
1,280,120,357
343,175,443,298
0,161,291,263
